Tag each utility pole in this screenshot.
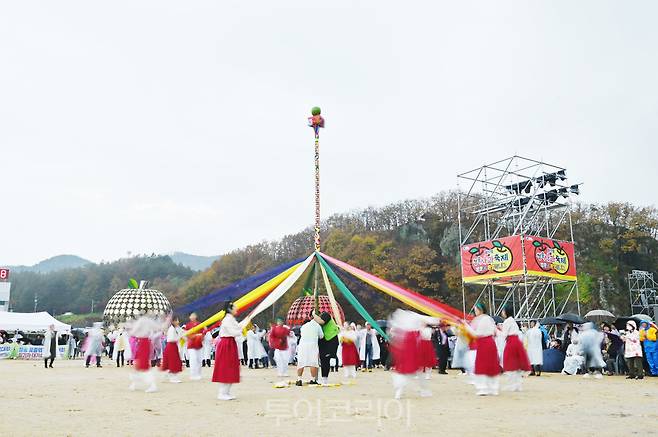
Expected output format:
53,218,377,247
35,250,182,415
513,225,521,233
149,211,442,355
91,299,94,314
33,293,38,312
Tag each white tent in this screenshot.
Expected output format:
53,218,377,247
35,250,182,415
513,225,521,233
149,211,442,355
0,311,71,332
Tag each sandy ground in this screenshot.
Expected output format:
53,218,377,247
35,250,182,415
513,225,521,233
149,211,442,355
2,359,657,437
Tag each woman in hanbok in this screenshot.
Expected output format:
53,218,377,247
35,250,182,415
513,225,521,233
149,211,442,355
468,303,500,396
388,309,439,399
161,317,183,383
418,325,438,379
128,316,163,393
212,301,245,400
339,324,360,381
500,306,530,391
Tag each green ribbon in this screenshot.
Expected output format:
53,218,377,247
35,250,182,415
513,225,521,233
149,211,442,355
302,262,315,296
315,253,388,340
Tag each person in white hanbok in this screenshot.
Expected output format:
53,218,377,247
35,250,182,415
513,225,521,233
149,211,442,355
526,320,544,376
562,339,585,375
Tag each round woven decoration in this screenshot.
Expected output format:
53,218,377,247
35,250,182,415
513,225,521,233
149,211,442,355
102,288,171,326
286,295,344,327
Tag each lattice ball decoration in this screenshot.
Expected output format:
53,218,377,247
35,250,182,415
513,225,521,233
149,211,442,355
286,295,344,327
102,288,172,326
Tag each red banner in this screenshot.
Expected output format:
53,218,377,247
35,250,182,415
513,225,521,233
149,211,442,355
461,235,577,284
524,235,577,280
461,235,524,283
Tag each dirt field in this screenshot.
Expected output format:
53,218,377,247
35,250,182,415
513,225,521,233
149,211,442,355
2,359,657,437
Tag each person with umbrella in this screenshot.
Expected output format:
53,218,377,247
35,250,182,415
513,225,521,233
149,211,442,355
560,322,579,354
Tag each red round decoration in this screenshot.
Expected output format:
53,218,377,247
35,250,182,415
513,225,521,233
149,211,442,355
286,295,344,327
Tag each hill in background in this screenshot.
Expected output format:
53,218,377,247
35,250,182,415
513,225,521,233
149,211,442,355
4,252,220,274
169,252,220,271
8,254,92,273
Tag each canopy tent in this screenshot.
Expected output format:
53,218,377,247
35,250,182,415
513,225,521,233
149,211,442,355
0,311,71,333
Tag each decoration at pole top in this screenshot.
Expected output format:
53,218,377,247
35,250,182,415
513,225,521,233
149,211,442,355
308,106,325,136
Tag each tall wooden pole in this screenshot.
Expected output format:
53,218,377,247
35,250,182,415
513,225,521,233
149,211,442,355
309,107,324,311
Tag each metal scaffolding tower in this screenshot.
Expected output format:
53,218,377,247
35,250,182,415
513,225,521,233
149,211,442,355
628,270,658,320
457,156,581,321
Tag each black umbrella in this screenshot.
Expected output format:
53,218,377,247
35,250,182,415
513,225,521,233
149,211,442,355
376,319,388,329
540,317,566,325
557,312,586,324
614,315,653,330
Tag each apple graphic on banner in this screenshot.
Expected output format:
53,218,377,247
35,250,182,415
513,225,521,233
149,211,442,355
551,240,570,274
532,240,553,272
490,240,513,273
468,245,490,275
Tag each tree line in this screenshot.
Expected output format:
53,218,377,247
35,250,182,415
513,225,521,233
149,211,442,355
8,191,658,322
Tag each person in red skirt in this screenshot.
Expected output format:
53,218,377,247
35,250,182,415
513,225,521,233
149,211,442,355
212,301,245,400
419,325,438,380
500,305,531,391
339,323,360,382
468,302,501,396
161,316,183,383
128,316,162,393
389,309,440,399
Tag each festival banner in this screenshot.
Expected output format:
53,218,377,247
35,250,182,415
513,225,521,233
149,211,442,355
0,344,67,360
461,235,524,284
523,235,577,281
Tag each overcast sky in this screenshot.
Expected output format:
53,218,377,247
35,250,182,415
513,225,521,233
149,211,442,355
1,1,657,266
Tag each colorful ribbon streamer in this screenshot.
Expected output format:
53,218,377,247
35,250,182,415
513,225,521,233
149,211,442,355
185,261,302,336
316,253,388,339
320,252,466,324
319,260,343,327
241,253,316,325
